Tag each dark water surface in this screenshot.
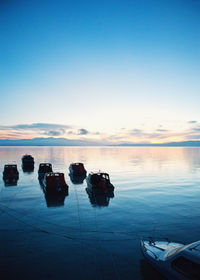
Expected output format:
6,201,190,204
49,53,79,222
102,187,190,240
0,147,200,280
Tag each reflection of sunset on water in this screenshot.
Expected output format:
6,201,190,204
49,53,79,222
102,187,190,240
1,146,200,280
1,146,200,181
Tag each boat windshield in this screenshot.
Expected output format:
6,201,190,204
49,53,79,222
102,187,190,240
166,245,187,258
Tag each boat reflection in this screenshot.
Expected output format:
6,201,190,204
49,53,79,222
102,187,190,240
22,166,34,173
69,173,86,184
86,187,114,207
44,192,67,207
140,259,167,280
39,178,68,207
3,177,19,186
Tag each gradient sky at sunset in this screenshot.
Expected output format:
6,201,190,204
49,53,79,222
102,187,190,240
1,0,200,144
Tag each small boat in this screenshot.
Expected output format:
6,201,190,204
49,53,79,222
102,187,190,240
69,163,87,184
86,172,114,192
3,164,19,179
3,164,19,186
43,172,68,194
38,163,53,179
22,154,34,171
141,237,200,280
22,154,34,165
69,162,87,177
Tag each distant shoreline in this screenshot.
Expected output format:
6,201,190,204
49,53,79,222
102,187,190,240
1,137,200,147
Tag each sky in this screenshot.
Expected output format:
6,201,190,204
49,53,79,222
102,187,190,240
0,0,200,144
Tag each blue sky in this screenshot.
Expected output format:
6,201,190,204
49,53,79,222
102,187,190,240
0,0,200,143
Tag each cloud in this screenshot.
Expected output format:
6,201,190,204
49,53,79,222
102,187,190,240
188,120,198,124
44,129,66,136
129,129,164,139
77,128,89,135
1,122,199,144
0,123,94,140
0,123,70,139
191,127,200,132
130,129,143,135
12,123,70,130
0,123,70,131
187,134,200,140
156,129,169,132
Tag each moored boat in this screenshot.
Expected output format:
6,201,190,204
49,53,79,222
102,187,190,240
22,154,34,165
141,237,200,280
69,162,87,177
3,164,19,179
38,163,53,179
86,172,114,192
43,172,68,194
3,164,19,186
22,154,34,171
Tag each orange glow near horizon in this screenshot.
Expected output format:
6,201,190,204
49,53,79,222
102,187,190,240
0,122,197,144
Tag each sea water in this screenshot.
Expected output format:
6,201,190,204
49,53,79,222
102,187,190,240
0,146,200,280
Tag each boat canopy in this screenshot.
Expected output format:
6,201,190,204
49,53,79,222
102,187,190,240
45,172,67,187
38,163,52,173
90,173,110,184
4,164,18,171
71,163,85,172
22,155,34,160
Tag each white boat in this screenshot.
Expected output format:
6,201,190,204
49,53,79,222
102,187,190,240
141,238,200,280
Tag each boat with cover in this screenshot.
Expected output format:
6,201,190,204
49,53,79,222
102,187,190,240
69,162,87,176
38,163,53,179
3,164,19,186
141,237,200,280
69,163,87,184
3,164,19,179
22,154,34,171
22,154,34,165
43,172,68,194
86,172,114,192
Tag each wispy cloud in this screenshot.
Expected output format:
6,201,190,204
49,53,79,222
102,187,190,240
77,128,89,135
156,129,169,132
1,121,200,144
12,123,70,130
44,129,66,136
0,123,71,139
0,123,70,130
0,123,94,140
188,120,198,124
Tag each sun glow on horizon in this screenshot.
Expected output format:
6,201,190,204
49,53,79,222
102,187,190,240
0,120,199,145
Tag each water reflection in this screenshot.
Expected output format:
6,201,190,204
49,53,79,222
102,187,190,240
86,187,114,207
22,165,34,173
140,259,166,280
44,192,67,207
38,178,68,207
3,177,19,186
69,173,86,184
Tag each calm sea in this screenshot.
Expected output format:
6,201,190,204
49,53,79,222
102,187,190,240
0,146,200,280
